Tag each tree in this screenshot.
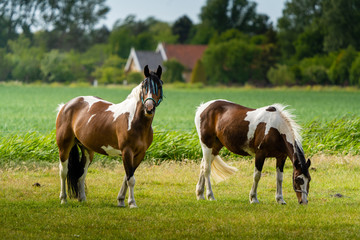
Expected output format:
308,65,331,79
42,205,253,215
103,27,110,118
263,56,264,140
277,0,322,59
92,55,126,84
190,59,207,84
203,39,260,84
267,64,296,86
0,0,109,51
200,0,270,35
8,36,44,82
163,60,185,83
350,54,360,86
40,50,75,83
322,0,360,51
328,45,358,85
172,15,193,43
294,25,324,60
0,48,12,81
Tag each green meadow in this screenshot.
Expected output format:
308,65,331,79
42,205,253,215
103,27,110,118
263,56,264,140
0,84,360,239
0,84,359,164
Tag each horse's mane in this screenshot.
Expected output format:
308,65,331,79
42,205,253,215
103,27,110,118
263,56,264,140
126,83,142,102
271,103,302,147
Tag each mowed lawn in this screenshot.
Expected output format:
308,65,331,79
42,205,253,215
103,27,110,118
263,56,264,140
1,155,360,239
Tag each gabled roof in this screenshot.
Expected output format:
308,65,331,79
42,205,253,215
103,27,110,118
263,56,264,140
125,48,163,72
156,43,207,70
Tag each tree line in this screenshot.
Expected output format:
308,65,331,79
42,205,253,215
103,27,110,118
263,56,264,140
0,0,359,86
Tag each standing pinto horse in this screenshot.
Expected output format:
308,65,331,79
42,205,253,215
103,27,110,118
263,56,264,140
195,100,311,204
56,65,163,208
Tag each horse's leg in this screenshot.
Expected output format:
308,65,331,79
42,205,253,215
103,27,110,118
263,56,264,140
196,144,215,200
117,175,128,207
59,158,68,204
275,156,287,204
249,154,265,204
120,147,141,208
58,139,74,204
77,149,93,202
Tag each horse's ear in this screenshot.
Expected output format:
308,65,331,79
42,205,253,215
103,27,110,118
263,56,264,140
156,65,162,78
144,65,150,77
306,159,311,168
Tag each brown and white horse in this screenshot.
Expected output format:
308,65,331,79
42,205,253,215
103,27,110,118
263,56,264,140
56,65,163,208
195,100,311,204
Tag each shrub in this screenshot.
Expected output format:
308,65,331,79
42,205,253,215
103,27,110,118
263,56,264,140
190,59,206,84
350,54,360,86
267,64,296,86
126,72,143,84
163,59,185,83
328,45,358,85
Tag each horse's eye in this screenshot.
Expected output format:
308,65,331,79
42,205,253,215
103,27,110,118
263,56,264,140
295,177,304,185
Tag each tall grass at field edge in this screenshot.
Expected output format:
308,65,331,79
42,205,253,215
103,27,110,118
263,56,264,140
0,116,359,165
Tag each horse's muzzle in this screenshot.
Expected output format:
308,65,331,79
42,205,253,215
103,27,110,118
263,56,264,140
144,101,155,116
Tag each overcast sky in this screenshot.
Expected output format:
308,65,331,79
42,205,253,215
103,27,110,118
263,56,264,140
98,0,287,29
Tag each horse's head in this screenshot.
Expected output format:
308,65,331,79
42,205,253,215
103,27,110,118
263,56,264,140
293,154,311,205
141,65,163,117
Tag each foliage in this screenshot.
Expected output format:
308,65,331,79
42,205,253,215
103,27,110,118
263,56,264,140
328,46,358,85
0,0,109,51
8,36,44,82
190,60,207,84
172,15,193,43
203,39,260,84
162,60,185,83
40,50,75,83
350,54,360,86
126,72,144,84
200,0,270,35
92,55,126,84
267,64,296,86
0,48,12,81
322,0,360,52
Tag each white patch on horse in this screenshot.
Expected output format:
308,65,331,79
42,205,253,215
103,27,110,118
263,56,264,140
101,145,122,156
87,114,96,124
244,104,301,148
195,99,230,136
83,96,110,112
56,104,65,120
106,84,142,131
297,174,309,203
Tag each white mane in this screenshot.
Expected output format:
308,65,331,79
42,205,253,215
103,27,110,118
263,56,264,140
126,83,142,102
271,103,302,146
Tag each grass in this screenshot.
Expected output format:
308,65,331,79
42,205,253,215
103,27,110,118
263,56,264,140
0,85,359,164
1,156,360,239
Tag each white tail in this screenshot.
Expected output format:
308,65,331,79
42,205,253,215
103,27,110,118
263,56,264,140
211,155,238,183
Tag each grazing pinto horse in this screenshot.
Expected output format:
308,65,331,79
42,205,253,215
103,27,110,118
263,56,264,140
56,65,163,208
195,100,311,204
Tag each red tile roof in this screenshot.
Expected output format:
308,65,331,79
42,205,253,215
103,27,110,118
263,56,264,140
163,44,207,70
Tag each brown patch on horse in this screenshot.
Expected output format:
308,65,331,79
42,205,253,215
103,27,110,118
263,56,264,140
266,106,277,112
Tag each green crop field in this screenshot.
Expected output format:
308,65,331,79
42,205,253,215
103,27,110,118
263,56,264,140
0,84,359,164
1,84,360,239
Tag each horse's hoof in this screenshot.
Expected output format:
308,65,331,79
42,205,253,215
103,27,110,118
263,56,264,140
207,196,216,201
196,194,205,200
250,198,259,204
276,198,286,205
129,203,137,208
60,199,67,204
117,200,125,207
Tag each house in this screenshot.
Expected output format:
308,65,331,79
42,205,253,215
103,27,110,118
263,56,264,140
125,43,207,82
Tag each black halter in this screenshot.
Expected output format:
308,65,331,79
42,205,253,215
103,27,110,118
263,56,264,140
141,77,163,107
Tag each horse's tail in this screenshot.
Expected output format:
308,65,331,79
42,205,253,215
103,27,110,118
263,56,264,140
211,155,238,183
67,141,86,198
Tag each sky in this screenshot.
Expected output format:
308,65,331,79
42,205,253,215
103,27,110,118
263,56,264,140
98,0,287,29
